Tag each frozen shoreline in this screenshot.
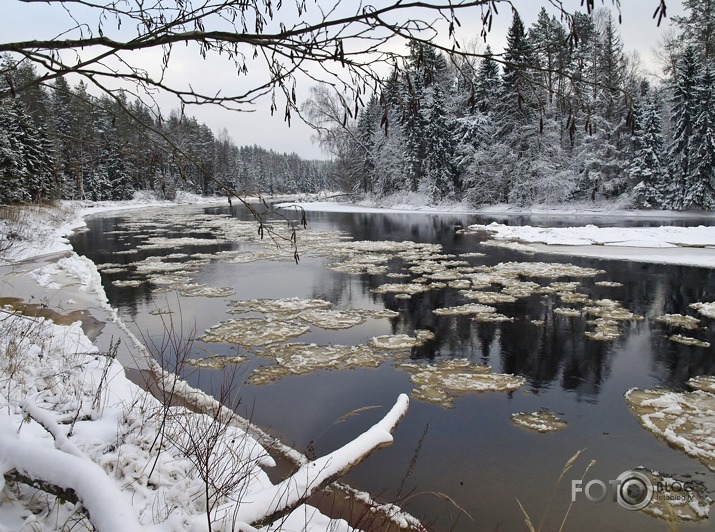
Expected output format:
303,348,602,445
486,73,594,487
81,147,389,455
281,195,715,219
279,198,715,269
0,196,417,531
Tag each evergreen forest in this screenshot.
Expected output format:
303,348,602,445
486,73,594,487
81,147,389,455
312,3,715,210
0,69,331,204
2,2,715,210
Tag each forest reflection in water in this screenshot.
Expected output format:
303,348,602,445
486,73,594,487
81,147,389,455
70,204,715,531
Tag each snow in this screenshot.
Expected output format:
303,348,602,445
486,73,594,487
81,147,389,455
511,410,568,433
279,199,715,268
0,195,419,531
5,194,715,528
465,222,715,268
626,388,715,472
398,359,526,409
0,193,227,265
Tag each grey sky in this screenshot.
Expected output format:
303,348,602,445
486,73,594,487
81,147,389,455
4,1,684,160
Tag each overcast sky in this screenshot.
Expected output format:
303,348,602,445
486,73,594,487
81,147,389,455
5,1,684,160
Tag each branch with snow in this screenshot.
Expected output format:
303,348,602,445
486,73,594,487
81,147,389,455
0,429,143,532
195,394,410,529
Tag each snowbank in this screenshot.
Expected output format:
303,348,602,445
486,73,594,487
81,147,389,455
0,196,416,531
278,193,715,219
0,192,227,265
464,222,715,269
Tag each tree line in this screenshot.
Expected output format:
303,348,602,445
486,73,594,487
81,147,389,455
309,2,715,210
0,60,332,204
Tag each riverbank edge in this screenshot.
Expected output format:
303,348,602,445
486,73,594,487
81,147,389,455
0,198,423,531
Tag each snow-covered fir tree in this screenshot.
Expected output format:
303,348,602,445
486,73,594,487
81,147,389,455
630,93,668,208
686,65,715,209
667,46,701,209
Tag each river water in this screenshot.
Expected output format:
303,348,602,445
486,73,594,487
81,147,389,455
70,203,715,531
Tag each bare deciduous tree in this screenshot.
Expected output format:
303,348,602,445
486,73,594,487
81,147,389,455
2,1,668,119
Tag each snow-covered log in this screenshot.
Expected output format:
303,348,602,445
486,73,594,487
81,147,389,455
195,393,410,529
0,430,143,532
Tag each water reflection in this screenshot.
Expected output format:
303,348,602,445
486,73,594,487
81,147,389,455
70,204,715,531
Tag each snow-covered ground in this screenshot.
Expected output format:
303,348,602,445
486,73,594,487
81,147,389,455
463,222,715,268
0,192,227,265
4,192,715,529
0,194,416,531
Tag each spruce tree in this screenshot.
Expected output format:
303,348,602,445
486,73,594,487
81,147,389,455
673,0,715,61
630,95,668,208
474,46,500,114
421,85,456,201
686,66,715,209
667,46,701,208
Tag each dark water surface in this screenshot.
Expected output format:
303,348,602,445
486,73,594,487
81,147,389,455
70,204,715,531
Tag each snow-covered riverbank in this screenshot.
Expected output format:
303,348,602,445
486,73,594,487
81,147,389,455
0,196,415,531
281,196,715,269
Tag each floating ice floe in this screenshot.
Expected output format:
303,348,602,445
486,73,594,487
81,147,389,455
594,280,623,287
433,303,497,316
625,388,715,471
147,272,194,290
668,334,711,348
95,262,125,270
326,256,390,275
584,299,643,341
248,343,396,384
481,239,538,253
502,280,542,298
448,279,472,289
511,409,567,432
554,308,581,317
298,308,367,329
489,261,605,279
688,376,715,393
179,285,235,298
112,279,144,288
137,236,227,250
199,318,310,346
132,256,209,274
398,359,526,408
635,468,712,522
473,312,513,323
148,307,173,315
655,314,701,330
585,319,622,341
368,330,434,350
185,355,248,369
558,291,591,304
547,281,582,291
460,290,518,304
690,302,715,319
229,297,333,318
372,282,433,296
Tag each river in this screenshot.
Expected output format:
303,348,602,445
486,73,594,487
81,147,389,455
70,203,715,531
